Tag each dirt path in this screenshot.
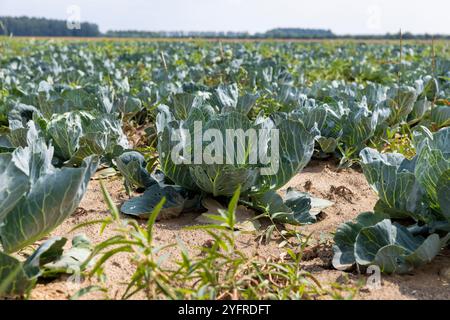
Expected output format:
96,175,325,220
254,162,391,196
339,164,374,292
29,160,450,300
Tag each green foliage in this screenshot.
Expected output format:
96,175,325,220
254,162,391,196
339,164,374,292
0,37,448,298
333,128,450,274
0,235,94,298
0,125,98,253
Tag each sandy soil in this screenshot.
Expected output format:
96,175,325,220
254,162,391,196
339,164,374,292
29,160,450,300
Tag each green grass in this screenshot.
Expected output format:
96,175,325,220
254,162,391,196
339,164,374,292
70,182,361,300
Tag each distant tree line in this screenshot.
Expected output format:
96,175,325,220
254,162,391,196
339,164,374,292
104,28,450,40
256,28,336,39
339,32,450,40
104,30,252,38
105,28,336,39
0,16,448,40
0,16,100,37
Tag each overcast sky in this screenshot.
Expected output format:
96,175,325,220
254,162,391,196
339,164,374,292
1,0,448,35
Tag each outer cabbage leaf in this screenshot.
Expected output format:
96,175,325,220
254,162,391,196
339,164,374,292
415,127,450,213
0,153,30,221
0,251,33,298
120,183,188,219
409,99,432,122
157,105,200,190
212,83,239,112
41,234,93,277
332,212,388,270
0,235,92,298
252,188,333,225
211,84,258,115
417,76,439,101
251,115,316,194
45,111,93,161
67,114,129,165
0,156,98,253
430,106,450,129
382,85,417,125
437,169,450,221
172,93,203,120
355,219,443,274
23,237,67,278
360,148,424,219
316,136,338,153
115,151,157,189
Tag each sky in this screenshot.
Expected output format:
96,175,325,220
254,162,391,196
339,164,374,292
0,0,448,35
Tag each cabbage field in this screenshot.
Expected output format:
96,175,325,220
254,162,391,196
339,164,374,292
0,38,449,300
